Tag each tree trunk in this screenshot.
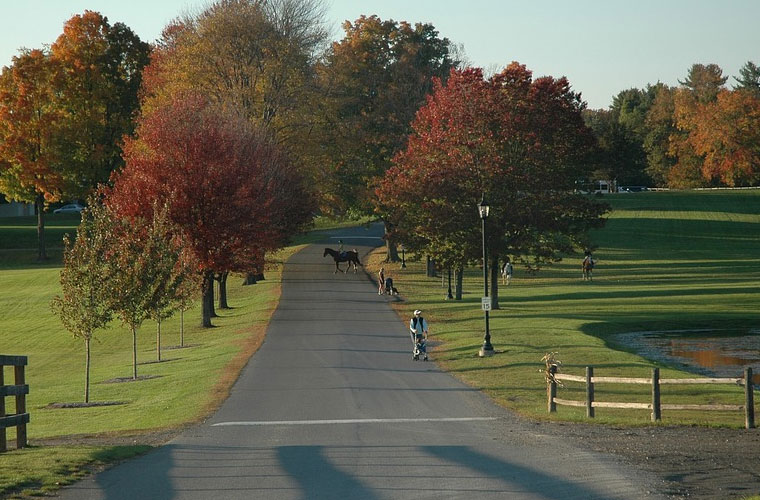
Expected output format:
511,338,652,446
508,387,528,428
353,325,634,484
132,325,138,380
255,272,265,281
35,193,47,261
84,337,90,403
180,309,185,347
384,220,399,262
201,271,214,327
426,256,438,277
217,272,230,309
455,267,463,300
243,273,257,285
490,256,500,310
156,318,162,362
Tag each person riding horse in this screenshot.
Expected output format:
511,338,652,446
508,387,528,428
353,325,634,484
323,247,362,273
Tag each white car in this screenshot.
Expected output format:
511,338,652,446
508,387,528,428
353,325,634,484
53,203,84,214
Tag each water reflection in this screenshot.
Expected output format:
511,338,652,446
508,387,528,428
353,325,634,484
612,329,760,384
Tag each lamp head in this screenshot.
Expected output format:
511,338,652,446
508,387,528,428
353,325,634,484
477,194,490,219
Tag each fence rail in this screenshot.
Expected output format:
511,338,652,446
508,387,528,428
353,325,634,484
1,355,29,452
547,366,755,429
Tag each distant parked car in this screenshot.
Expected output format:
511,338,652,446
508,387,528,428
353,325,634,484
53,203,84,214
619,186,648,193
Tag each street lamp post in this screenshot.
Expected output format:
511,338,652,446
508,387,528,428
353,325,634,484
478,195,494,357
400,244,406,268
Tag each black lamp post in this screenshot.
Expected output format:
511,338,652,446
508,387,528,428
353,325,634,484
400,244,406,268
478,195,494,357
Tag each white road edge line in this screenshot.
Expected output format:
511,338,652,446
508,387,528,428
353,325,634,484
212,417,498,427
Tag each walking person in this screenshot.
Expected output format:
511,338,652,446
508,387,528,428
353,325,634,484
582,251,595,281
378,267,385,295
409,309,429,360
501,259,513,285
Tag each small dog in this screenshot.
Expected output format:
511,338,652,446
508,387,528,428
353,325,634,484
387,286,399,296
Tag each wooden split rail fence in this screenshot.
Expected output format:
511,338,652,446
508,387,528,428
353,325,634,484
1,355,29,452
547,366,755,429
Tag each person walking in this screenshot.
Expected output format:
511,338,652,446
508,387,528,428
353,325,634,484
409,310,429,360
501,259,513,285
378,267,386,295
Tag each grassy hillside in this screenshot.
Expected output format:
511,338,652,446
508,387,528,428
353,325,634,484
366,189,760,427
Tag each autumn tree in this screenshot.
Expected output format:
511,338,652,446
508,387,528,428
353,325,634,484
51,199,115,402
314,15,459,257
141,0,326,154
0,49,65,261
683,89,760,186
107,94,312,328
50,10,150,198
377,64,607,305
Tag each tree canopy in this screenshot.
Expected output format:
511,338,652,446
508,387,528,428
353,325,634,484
107,93,312,326
377,63,607,275
313,15,459,215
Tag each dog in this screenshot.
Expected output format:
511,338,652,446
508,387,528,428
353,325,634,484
385,285,399,296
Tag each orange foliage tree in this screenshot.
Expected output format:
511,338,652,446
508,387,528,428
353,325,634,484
0,49,65,260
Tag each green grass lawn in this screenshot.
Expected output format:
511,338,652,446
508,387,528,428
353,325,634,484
367,189,760,428
0,221,311,497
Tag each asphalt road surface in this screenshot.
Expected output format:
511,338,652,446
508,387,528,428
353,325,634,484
58,225,662,499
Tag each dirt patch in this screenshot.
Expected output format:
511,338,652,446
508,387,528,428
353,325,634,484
45,401,127,409
161,344,199,350
534,420,760,499
100,375,162,384
138,358,179,365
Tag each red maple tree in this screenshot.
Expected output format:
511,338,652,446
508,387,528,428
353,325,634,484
377,63,605,303
107,93,311,326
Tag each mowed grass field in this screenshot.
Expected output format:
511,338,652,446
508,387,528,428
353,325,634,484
366,189,760,427
0,212,310,498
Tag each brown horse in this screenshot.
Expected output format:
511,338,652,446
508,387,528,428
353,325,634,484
323,248,362,274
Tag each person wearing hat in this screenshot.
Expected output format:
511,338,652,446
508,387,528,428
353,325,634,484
409,310,429,359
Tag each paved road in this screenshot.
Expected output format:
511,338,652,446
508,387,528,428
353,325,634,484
58,225,662,499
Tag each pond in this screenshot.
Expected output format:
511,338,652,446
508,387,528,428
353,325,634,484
612,329,760,384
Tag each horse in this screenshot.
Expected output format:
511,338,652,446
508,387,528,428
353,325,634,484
323,247,362,274
582,256,595,281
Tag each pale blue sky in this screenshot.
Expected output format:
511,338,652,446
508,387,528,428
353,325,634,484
1,0,758,109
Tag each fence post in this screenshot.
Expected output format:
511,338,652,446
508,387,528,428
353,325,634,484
586,366,595,418
0,365,5,452
651,368,661,422
14,364,26,449
746,367,755,430
547,365,557,413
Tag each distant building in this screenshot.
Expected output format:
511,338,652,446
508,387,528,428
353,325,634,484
0,196,34,217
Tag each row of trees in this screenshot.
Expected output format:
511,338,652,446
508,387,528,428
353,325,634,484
53,201,196,401
2,1,611,316
586,62,760,188
6,1,613,399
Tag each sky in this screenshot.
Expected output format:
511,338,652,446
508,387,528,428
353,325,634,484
1,0,759,110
